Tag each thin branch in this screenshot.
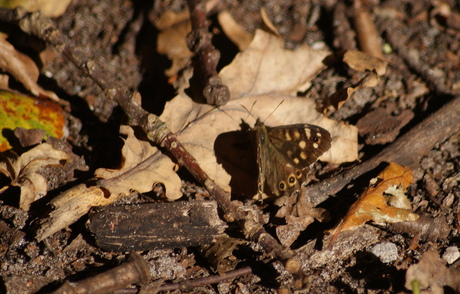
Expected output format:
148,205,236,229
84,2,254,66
158,266,252,291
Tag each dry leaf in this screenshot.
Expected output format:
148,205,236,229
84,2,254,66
95,125,182,200
260,7,281,37
220,30,331,98
317,50,388,112
152,9,191,30
328,162,419,247
35,125,181,240
162,93,357,197
156,21,192,78
217,11,253,50
0,89,66,151
0,143,70,211
0,37,59,101
405,250,460,294
203,235,246,274
354,1,384,59
154,1,219,78
343,50,387,76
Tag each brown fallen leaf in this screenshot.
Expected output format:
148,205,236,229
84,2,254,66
354,0,384,59
405,250,460,294
0,143,70,211
35,125,181,241
219,30,331,98
0,37,59,102
156,20,192,78
203,235,246,274
342,50,387,76
260,7,281,37
328,162,419,247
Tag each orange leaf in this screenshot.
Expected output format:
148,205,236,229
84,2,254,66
328,162,419,247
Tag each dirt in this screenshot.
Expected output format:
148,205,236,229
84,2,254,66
0,0,459,293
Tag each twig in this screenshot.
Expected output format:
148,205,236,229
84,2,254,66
306,94,460,206
158,266,252,291
1,7,303,286
186,0,230,106
51,252,150,294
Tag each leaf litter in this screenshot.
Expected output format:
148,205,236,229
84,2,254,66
1,3,447,292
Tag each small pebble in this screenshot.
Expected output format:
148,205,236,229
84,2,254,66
370,242,398,263
442,246,460,264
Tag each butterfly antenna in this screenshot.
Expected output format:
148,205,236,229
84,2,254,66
263,100,284,122
240,101,258,122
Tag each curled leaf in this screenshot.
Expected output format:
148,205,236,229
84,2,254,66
217,11,253,50
0,143,70,211
321,71,381,112
328,162,419,247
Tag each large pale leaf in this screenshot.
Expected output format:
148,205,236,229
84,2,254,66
219,30,330,99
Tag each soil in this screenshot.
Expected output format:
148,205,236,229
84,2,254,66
0,0,459,293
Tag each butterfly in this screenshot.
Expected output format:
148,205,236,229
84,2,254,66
254,119,332,199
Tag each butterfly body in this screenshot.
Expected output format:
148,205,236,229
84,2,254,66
254,119,331,198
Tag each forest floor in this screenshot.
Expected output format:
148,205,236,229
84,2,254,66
0,0,459,293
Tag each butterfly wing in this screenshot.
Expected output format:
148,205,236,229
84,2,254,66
255,120,331,198
256,123,296,197
266,124,331,168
